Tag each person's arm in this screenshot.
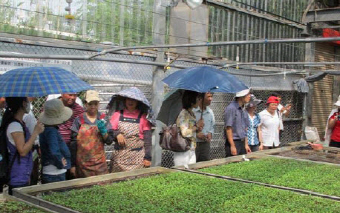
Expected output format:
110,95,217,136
257,125,263,150
206,112,215,142
328,113,338,129
244,132,251,153
46,129,67,169
224,107,237,155
12,122,44,157
143,130,152,167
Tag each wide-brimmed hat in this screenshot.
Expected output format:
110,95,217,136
39,99,73,125
85,90,101,103
266,96,279,105
235,88,250,97
334,95,340,106
246,95,263,108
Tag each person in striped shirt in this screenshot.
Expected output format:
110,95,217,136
58,93,84,179
245,95,263,152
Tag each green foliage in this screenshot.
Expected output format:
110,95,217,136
0,200,47,213
200,157,340,196
43,172,340,213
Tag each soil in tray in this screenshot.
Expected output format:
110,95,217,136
41,172,340,213
199,157,340,197
271,149,340,164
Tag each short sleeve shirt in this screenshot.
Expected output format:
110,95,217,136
224,101,249,140
7,122,24,146
330,112,340,142
259,109,280,147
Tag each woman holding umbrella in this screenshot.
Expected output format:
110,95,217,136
108,87,154,172
1,97,44,195
173,90,204,167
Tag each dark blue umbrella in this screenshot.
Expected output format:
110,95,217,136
162,66,248,93
0,67,93,97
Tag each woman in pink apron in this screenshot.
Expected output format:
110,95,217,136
108,87,153,173
70,90,114,178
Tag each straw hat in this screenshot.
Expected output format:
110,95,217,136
334,95,340,107
39,99,73,125
85,90,101,103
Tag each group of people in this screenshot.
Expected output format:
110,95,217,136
0,87,153,195
173,89,291,168
1,86,293,194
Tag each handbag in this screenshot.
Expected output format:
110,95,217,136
159,124,191,152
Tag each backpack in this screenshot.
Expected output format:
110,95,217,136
159,124,191,152
0,119,25,183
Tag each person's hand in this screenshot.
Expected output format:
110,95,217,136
285,104,292,111
117,133,125,146
245,145,251,154
70,167,76,178
230,145,237,156
197,132,206,140
143,159,151,167
197,119,204,130
96,120,107,136
62,157,67,167
34,121,45,135
206,133,212,142
259,144,264,151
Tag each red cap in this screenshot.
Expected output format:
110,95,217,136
266,96,279,104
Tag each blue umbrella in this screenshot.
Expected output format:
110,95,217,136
0,67,93,97
162,66,248,93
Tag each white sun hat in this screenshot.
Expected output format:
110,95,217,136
235,88,250,98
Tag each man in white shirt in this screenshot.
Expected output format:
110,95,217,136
193,92,215,162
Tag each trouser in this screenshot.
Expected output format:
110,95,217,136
8,183,29,195
249,144,259,152
195,141,211,162
30,157,40,185
42,173,66,184
173,150,196,169
225,139,246,157
329,140,340,148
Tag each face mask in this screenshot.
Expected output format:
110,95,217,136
25,102,30,114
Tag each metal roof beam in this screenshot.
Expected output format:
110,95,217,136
305,8,340,23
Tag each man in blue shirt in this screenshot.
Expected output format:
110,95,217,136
193,92,215,162
224,89,251,157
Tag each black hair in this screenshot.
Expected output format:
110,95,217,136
0,97,27,131
271,92,282,97
182,90,199,110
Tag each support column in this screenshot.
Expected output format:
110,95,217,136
151,0,166,166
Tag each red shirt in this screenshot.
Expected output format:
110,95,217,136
330,112,340,142
58,102,85,144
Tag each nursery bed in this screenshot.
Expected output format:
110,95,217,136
270,148,340,164
198,157,340,197
40,172,340,213
0,200,48,213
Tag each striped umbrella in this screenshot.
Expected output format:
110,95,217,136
0,67,93,97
